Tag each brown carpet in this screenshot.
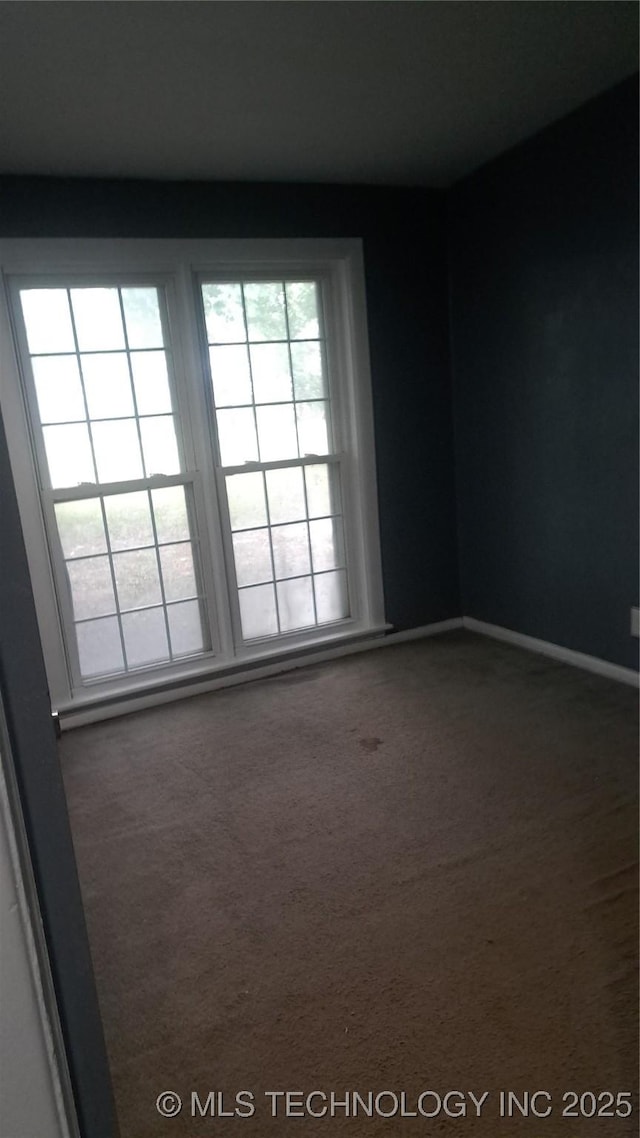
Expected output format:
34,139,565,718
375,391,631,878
60,631,639,1137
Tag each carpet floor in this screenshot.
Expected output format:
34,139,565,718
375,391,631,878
59,631,638,1137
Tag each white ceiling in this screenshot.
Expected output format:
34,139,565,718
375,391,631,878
0,1,637,188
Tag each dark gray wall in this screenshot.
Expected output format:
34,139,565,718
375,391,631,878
0,409,118,1137
449,75,639,670
0,178,460,631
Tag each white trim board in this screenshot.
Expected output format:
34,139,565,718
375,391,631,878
0,701,80,1138
60,618,462,729
463,617,640,689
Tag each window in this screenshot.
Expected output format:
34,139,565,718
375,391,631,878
0,240,384,712
18,285,208,682
202,278,348,641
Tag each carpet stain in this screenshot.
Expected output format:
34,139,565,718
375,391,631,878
358,736,383,752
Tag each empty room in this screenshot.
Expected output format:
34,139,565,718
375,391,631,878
0,4,637,1138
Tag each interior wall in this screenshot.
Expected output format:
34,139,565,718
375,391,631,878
449,74,639,670
0,178,459,632
1,77,638,663
0,413,117,1136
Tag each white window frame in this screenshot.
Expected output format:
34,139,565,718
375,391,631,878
0,239,386,715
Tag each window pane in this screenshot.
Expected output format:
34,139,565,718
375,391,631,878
130,351,172,415
159,542,197,601
310,517,344,572
291,342,325,400
55,498,106,559
139,416,180,476
285,282,320,340
296,401,329,455
121,608,169,668
81,353,134,419
277,577,315,632
43,423,95,487
70,288,125,352
256,404,298,462
67,556,116,620
238,583,278,639
315,569,349,624
92,419,143,482
105,491,154,551
271,522,310,579
305,463,336,517
167,601,204,657
232,529,272,587
265,466,306,524
76,617,124,678
121,288,163,350
20,289,74,355
225,472,267,530
32,356,85,424
244,282,286,342
250,343,292,404
217,408,258,466
151,486,190,544
209,345,252,407
113,548,162,609
202,283,246,344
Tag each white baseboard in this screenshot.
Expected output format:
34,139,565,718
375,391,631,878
463,617,640,689
381,618,463,643
60,617,464,729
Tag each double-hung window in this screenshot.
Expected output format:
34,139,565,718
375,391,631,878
0,240,384,716
16,281,209,682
